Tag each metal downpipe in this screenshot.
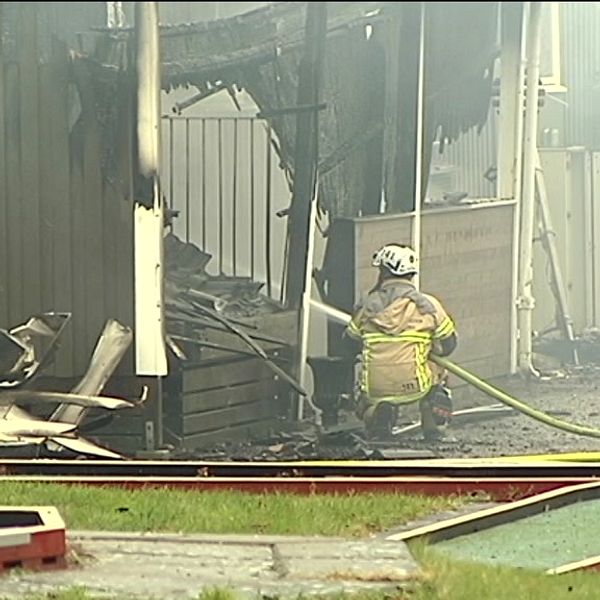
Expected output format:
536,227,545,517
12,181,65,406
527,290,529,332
517,2,543,377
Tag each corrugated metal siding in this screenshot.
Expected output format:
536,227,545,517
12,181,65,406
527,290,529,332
429,107,498,199
0,3,134,377
563,3,600,149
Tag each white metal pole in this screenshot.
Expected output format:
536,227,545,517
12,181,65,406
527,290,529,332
134,1,167,379
412,1,425,290
505,3,527,374
517,1,543,376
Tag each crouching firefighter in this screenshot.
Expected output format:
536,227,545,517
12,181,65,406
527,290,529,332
345,243,458,441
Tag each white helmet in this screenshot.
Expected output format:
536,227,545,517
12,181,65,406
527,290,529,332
372,244,418,277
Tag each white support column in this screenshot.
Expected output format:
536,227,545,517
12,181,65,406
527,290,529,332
517,2,543,376
498,2,527,374
498,3,525,200
412,1,425,290
134,1,167,378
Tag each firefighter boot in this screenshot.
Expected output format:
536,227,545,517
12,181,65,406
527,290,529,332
364,401,396,439
419,394,456,442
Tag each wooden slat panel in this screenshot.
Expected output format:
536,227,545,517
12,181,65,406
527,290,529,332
182,379,281,415
182,358,275,394
242,311,299,345
183,398,276,435
18,3,42,318
194,310,298,361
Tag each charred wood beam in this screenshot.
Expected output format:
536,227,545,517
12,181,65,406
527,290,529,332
284,2,328,309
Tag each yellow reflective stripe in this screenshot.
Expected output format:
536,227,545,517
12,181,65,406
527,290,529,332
347,320,362,337
363,330,432,344
433,317,455,340
414,344,424,390
362,345,371,395
415,343,432,392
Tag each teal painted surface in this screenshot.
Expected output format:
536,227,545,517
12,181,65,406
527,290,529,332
436,500,600,570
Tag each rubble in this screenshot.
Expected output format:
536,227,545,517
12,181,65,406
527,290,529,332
165,232,282,323
0,315,144,459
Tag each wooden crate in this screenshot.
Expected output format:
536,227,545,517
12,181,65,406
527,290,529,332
165,309,298,451
165,355,291,450
31,311,297,454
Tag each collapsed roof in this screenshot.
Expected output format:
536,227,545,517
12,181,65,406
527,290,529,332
95,1,499,217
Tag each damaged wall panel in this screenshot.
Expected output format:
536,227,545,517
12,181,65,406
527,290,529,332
132,1,498,218
0,3,135,377
0,4,9,328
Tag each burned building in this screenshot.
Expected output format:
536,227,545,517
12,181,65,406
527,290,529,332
0,2,520,457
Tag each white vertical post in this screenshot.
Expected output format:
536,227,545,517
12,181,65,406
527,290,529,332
498,2,527,374
517,2,543,375
412,1,425,290
134,1,167,379
296,180,322,423
498,3,525,201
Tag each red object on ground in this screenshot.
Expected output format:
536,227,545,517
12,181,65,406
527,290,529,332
0,507,66,574
3,475,595,502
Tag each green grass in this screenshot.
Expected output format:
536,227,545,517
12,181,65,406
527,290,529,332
8,483,600,599
408,543,600,599
0,482,464,537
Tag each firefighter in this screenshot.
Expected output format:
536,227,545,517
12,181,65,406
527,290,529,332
346,243,458,441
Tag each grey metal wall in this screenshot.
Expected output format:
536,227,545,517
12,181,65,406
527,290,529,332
0,3,134,378
429,108,498,200
562,2,600,149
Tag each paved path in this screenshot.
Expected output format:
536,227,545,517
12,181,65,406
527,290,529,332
1,531,420,598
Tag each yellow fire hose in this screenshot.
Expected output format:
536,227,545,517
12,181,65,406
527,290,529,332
431,354,600,439
310,299,600,439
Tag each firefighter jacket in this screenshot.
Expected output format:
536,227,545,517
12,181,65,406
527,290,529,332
347,279,456,404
